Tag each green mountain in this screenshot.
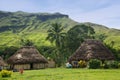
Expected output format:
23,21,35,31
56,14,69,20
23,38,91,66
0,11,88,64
0,11,120,50
0,11,77,47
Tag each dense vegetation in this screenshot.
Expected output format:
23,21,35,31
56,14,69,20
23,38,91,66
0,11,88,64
0,11,120,66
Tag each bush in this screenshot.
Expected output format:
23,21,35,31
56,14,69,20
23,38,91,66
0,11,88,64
102,61,119,69
118,63,120,68
89,59,101,69
102,61,110,69
0,70,12,77
110,61,118,69
78,60,87,68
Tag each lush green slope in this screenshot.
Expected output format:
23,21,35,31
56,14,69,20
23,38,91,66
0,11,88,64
0,11,120,49
0,11,78,47
83,22,120,36
0,11,77,33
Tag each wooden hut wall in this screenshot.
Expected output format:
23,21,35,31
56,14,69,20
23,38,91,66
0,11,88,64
47,61,55,68
14,64,30,70
33,63,45,69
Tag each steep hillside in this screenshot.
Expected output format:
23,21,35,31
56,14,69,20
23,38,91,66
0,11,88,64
0,11,77,33
82,22,120,36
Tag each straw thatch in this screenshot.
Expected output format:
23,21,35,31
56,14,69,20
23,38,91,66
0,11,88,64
7,46,48,69
68,39,115,63
0,56,7,66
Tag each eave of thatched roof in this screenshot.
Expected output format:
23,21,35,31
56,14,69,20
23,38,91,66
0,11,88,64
7,46,48,64
68,39,115,63
0,56,7,66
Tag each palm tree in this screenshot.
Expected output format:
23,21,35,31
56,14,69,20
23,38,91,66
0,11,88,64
46,23,66,48
46,23,66,67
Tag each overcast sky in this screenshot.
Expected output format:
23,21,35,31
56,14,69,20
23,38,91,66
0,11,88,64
0,0,120,29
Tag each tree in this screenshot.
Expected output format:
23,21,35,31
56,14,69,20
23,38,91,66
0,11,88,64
2,46,18,59
46,23,66,48
66,24,95,54
46,23,66,67
20,39,34,46
94,33,107,42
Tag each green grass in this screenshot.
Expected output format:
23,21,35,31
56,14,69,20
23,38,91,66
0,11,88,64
104,36,120,50
1,68,120,80
0,31,52,47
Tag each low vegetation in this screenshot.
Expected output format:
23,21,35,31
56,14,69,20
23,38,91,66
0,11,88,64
0,70,12,78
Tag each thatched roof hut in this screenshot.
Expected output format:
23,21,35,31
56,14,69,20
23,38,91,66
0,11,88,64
68,39,115,64
0,56,7,66
7,46,48,70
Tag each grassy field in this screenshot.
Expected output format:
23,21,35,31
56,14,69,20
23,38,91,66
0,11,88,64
0,68,120,80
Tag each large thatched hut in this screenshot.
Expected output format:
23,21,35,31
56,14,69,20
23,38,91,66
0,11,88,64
68,39,115,67
7,46,48,70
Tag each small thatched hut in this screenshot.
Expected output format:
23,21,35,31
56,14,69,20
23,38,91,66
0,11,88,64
68,39,115,67
0,56,7,70
7,46,48,70
46,58,56,68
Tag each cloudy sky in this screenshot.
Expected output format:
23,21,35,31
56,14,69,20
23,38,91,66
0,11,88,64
0,0,120,29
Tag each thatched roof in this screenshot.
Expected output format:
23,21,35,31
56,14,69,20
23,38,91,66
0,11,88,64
68,39,115,63
7,46,48,64
0,56,7,66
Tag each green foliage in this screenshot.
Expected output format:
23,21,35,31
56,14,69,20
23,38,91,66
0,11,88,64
0,70,12,77
102,61,110,69
66,24,95,53
105,42,120,60
104,36,120,50
37,45,56,59
20,39,34,46
89,59,101,69
46,23,66,67
102,61,119,69
94,33,107,42
0,46,18,60
46,23,66,48
109,61,119,69
118,63,120,68
78,60,87,68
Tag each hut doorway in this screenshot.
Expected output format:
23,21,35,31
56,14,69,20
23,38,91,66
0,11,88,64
30,63,33,69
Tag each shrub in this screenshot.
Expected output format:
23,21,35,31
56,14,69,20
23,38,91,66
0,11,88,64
78,60,87,68
102,61,110,69
118,63,120,68
0,70,12,77
110,61,118,69
102,61,119,69
89,59,101,69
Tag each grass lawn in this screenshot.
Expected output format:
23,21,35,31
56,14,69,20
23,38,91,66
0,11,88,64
0,68,120,80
